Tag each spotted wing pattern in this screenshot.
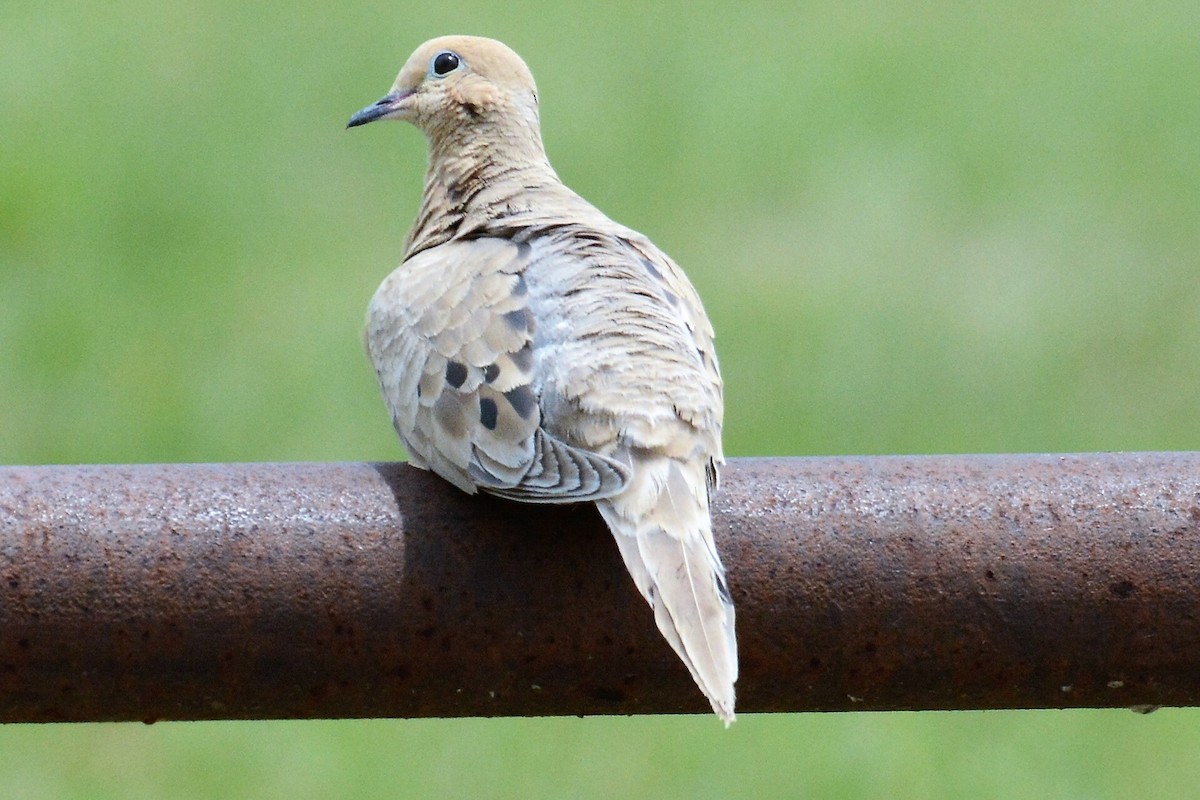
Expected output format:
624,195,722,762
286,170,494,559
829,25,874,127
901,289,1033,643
366,236,630,501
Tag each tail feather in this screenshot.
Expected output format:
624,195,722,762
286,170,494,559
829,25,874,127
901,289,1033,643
598,456,738,725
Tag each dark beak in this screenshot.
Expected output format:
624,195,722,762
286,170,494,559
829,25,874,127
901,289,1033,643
346,90,412,129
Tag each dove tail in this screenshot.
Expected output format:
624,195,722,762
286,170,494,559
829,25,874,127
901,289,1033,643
597,456,738,725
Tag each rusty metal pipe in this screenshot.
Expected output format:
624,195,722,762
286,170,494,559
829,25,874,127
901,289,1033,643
1,454,1198,722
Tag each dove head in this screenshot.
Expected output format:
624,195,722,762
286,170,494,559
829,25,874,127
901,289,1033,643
348,36,542,152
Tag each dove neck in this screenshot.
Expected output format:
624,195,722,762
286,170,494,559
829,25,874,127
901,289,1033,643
404,134,566,257
425,127,555,192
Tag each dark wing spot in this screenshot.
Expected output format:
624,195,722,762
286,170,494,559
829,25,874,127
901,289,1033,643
503,309,529,333
663,290,678,306
512,273,528,296
504,386,537,419
479,398,498,430
515,241,532,260
445,361,468,389
511,342,533,372
641,258,663,281
483,363,500,383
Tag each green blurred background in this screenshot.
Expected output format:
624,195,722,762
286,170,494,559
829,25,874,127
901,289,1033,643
3,0,1200,796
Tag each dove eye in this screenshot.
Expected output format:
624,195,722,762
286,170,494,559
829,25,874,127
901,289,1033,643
431,51,461,77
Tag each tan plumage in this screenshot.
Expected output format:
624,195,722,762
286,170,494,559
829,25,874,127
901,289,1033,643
349,35,737,723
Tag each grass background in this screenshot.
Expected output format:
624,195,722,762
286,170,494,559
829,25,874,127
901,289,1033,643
3,0,1200,796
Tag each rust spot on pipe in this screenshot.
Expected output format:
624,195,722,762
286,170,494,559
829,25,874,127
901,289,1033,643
1,453,1199,722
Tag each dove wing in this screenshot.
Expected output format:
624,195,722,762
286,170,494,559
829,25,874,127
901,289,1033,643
366,236,630,501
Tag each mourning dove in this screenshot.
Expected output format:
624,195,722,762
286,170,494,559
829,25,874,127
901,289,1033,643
349,35,737,724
